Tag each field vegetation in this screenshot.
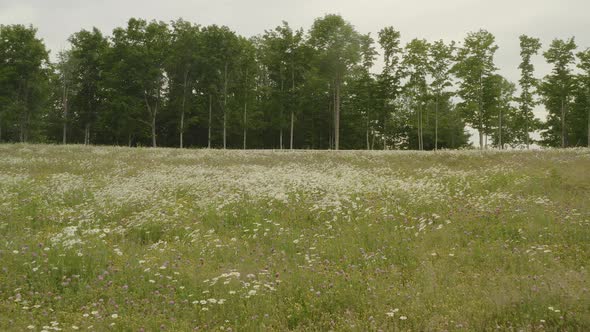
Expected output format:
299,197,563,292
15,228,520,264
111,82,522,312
0,144,589,331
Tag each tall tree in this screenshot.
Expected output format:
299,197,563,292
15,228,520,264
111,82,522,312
377,27,403,149
69,27,108,145
485,75,517,149
402,38,430,150
308,14,361,150
453,29,498,149
577,48,590,147
0,24,49,142
55,50,78,144
110,19,170,147
166,19,201,148
516,35,542,148
235,37,257,149
260,22,307,149
429,40,455,151
540,38,577,147
201,25,240,149
358,33,377,150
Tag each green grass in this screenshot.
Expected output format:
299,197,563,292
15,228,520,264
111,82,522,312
0,144,589,331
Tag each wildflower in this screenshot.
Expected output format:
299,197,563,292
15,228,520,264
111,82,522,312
399,316,407,320
111,314,118,319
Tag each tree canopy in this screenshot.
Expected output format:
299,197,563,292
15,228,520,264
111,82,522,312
0,16,588,149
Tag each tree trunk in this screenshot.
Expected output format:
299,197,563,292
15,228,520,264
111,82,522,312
151,111,157,148
383,117,387,150
435,96,438,151
180,69,189,149
327,94,332,150
143,89,158,148
419,107,423,151
479,129,484,150
84,123,90,145
561,97,566,148
366,117,370,150
223,62,228,150
62,84,69,145
243,101,247,150
152,95,158,148
290,110,294,150
479,73,484,150
334,76,341,150
290,66,295,150
243,67,249,150
524,91,530,149
588,89,590,148
208,93,212,149
280,76,284,150
20,88,29,143
499,108,503,149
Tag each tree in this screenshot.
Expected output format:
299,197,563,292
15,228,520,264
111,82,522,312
402,38,430,150
0,24,49,142
485,75,518,149
166,19,201,148
235,37,257,149
429,40,455,151
109,19,170,147
200,25,240,149
308,14,361,150
69,27,108,145
577,48,590,147
540,38,577,147
453,29,498,149
55,50,78,144
516,35,542,148
260,22,308,149
358,33,377,149
377,27,403,149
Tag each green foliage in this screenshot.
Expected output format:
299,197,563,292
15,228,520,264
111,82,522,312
0,24,49,142
453,29,498,148
515,35,542,147
0,16,589,150
540,38,577,147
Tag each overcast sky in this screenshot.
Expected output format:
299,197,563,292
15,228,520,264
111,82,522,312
2,0,589,124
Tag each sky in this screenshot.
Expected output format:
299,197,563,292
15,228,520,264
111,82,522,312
1,0,589,142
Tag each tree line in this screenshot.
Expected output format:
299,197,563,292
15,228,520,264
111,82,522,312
1,14,589,149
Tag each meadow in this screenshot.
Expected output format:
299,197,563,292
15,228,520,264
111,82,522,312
0,144,589,331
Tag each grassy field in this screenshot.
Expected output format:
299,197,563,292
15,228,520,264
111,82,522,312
0,144,589,331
